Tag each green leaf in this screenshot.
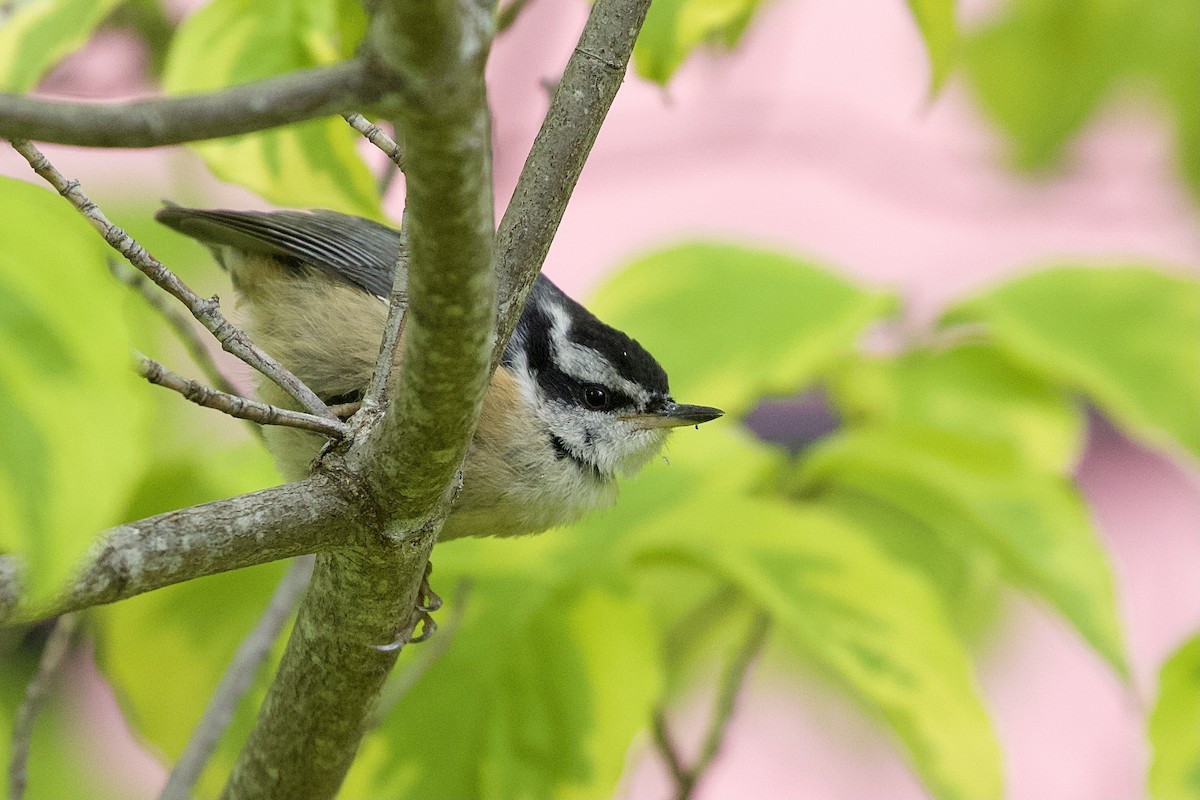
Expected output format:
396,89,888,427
621,432,1001,800
589,242,895,415
633,0,765,84
0,0,123,92
0,178,150,601
792,425,1127,674
905,0,958,91
943,265,1200,462
162,0,379,217
342,564,662,800
1149,633,1200,800
963,0,1200,196
815,487,1003,640
828,343,1086,474
964,0,1136,172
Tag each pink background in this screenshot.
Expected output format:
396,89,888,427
4,0,1198,797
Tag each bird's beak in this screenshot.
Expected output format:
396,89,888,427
622,402,724,430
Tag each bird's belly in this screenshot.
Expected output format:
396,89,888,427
440,449,618,540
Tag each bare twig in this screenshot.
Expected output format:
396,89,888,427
368,579,470,728
9,613,83,800
496,0,535,33
136,355,348,439
8,139,340,423
0,60,374,148
342,114,409,411
107,258,241,398
159,556,316,800
654,612,772,800
343,112,403,169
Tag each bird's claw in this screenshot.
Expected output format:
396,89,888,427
405,561,440,643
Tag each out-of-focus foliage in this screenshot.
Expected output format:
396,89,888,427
943,267,1200,461
0,0,122,91
904,0,958,89
965,0,1200,197
0,179,150,602
162,0,379,217
1148,634,1200,800
589,243,895,414
634,0,765,84
634,0,958,87
3,2,1199,799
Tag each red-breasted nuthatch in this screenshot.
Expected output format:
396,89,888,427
156,206,723,540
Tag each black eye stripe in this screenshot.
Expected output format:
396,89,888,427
535,368,635,411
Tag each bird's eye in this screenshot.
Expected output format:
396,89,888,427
583,385,609,410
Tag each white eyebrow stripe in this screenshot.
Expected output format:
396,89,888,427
546,301,651,402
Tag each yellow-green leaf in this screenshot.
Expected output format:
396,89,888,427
828,343,1086,474
622,437,1001,800
633,0,765,84
905,0,958,90
162,0,378,217
1149,633,1200,800
589,242,895,416
0,178,150,601
943,265,1200,463
793,425,1127,674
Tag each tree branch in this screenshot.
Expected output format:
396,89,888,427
159,556,315,800
220,1,498,796
341,115,410,413
136,354,348,439
0,61,375,147
8,613,82,800
0,474,363,625
492,0,652,354
8,139,341,424
108,257,241,398
654,612,771,800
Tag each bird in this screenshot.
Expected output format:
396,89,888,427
156,205,723,541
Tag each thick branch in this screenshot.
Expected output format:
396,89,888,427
0,475,363,625
221,2,497,797
0,61,374,147
492,0,652,353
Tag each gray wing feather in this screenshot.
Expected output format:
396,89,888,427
155,204,402,298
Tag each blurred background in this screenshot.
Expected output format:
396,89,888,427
1,0,1197,798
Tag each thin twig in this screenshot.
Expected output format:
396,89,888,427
343,113,403,169
654,612,772,800
368,580,470,728
136,354,347,439
159,557,316,800
107,258,240,396
343,114,409,411
496,0,535,33
0,60,374,148
9,613,83,800
8,139,341,425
